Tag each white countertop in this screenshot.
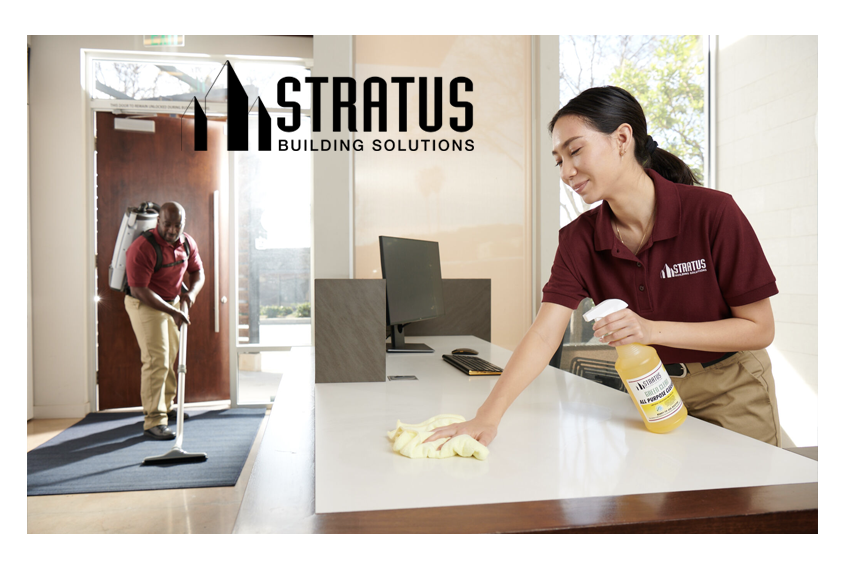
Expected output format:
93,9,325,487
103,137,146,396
315,336,817,514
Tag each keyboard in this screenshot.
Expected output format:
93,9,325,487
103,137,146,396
442,354,503,375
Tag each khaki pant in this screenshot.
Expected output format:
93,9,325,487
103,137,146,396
671,349,781,447
125,295,180,431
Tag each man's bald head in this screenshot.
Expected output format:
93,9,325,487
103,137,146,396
157,201,186,244
160,201,185,218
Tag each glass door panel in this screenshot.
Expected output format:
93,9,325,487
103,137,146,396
236,350,287,404
235,114,312,404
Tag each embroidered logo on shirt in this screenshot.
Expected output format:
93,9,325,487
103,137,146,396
660,259,707,279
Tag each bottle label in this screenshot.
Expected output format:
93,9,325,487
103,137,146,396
628,363,684,423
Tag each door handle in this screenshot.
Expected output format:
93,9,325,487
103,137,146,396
214,189,220,333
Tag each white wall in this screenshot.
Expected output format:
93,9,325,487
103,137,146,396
311,35,354,283
716,35,818,447
28,35,313,419
309,36,355,344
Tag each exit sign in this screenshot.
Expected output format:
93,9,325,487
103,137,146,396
144,35,185,47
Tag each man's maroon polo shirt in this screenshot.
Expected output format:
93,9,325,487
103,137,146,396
542,169,777,364
126,229,203,301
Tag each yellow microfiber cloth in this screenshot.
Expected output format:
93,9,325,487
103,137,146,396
387,414,489,460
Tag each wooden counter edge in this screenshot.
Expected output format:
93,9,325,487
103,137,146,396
304,482,817,534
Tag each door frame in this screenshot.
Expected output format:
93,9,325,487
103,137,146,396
85,49,312,410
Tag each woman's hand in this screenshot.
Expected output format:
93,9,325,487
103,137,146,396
592,308,654,346
422,416,499,448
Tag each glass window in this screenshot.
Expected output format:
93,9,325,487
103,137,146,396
556,35,708,346
92,59,311,110
557,35,708,229
93,59,225,102
234,113,312,406
236,115,313,348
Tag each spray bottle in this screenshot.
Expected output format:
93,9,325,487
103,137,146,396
583,299,687,433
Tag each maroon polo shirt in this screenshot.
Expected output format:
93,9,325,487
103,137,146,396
126,229,203,301
542,169,777,364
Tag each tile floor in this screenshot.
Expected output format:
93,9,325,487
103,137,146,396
27,408,270,534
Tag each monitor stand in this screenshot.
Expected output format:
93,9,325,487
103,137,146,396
386,324,433,353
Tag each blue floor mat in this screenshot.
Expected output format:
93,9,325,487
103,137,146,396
27,408,265,496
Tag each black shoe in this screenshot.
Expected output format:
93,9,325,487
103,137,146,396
144,425,176,440
167,410,189,421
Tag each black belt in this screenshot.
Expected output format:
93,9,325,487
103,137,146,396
665,352,737,377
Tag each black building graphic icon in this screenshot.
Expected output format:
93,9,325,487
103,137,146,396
188,61,271,152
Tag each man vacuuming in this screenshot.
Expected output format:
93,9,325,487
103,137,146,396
124,201,205,440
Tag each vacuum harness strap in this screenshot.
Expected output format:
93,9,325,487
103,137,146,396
125,231,192,295
139,230,192,272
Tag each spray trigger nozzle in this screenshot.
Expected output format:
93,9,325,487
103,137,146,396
583,299,629,322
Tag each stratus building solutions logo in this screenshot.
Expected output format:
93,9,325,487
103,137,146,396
183,61,474,153
660,259,707,279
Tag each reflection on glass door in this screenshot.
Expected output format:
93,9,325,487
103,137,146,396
235,114,312,405
237,350,288,404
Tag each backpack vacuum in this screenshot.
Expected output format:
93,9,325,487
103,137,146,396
107,201,207,464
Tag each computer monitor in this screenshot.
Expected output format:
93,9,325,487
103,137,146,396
379,236,445,353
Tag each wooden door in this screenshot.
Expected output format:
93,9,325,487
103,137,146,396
95,112,230,409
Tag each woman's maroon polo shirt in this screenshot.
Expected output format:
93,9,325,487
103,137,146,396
542,169,777,364
126,229,203,301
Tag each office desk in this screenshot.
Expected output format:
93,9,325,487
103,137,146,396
234,336,817,533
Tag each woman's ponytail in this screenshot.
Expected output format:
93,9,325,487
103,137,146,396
548,86,701,187
647,147,701,186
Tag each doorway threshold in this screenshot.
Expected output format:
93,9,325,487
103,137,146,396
95,399,232,414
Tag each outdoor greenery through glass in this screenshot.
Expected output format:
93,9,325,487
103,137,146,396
558,35,706,229
556,35,706,346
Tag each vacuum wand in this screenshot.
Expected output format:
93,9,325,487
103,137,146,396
173,299,189,450
142,284,207,465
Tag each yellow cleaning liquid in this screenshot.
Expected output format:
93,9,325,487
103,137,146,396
584,299,687,433
615,342,687,433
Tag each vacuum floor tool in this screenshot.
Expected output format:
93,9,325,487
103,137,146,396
143,294,208,465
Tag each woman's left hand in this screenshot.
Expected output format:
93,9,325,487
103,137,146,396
592,308,655,346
